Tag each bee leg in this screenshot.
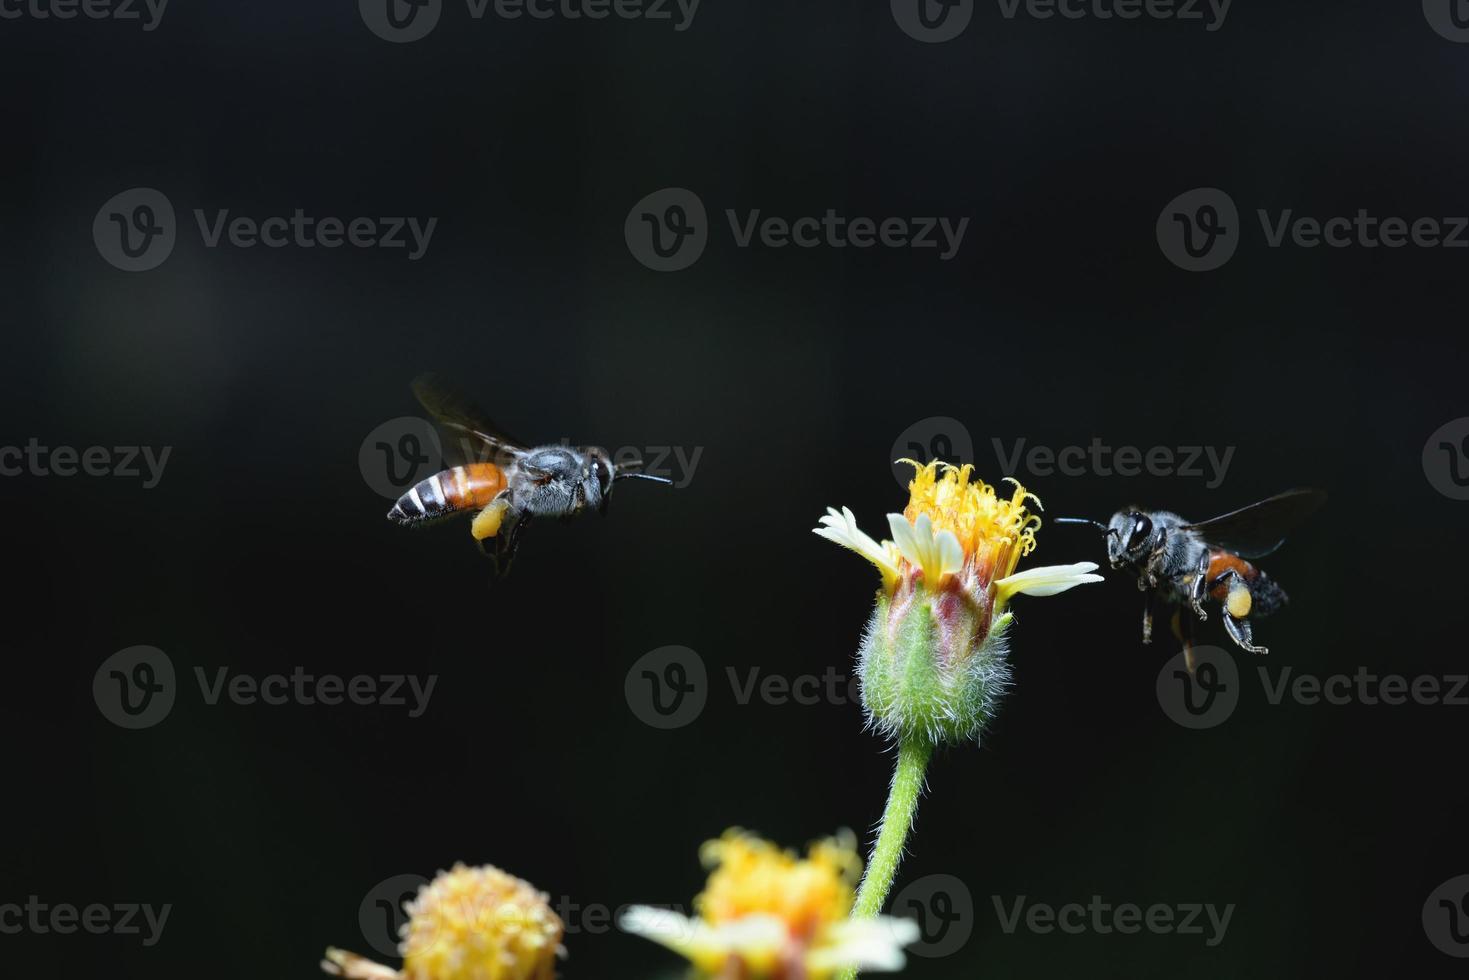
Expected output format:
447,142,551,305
1141,597,1153,645
1188,550,1211,621
1211,569,1267,655
1222,612,1268,656
1170,608,1197,674
483,512,531,580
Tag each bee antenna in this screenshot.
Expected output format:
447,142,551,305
615,471,674,485
1054,517,1117,540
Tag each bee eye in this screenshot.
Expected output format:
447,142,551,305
1128,515,1153,549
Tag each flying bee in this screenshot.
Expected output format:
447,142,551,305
1056,488,1325,668
386,373,672,577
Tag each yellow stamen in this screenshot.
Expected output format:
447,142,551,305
898,460,1040,582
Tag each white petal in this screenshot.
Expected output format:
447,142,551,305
888,513,961,585
995,561,1104,598
935,529,964,579
321,950,399,980
618,906,711,956
805,917,920,973
886,512,923,570
705,915,787,952
621,909,787,962
815,506,899,579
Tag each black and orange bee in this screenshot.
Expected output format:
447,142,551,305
1057,488,1325,667
387,374,670,576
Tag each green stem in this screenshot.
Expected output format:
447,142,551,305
839,734,934,980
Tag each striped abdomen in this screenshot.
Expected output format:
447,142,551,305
387,463,507,526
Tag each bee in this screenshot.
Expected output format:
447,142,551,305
386,374,671,576
1056,488,1325,667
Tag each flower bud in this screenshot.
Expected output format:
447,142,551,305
858,583,1012,745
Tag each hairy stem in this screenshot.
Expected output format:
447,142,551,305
839,734,934,980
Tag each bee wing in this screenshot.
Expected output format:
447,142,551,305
1182,487,1326,559
411,372,529,465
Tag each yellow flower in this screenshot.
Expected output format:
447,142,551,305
323,864,563,980
819,460,1100,609
619,829,918,978
815,460,1101,744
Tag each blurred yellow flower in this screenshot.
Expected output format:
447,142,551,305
324,864,563,980
620,829,918,979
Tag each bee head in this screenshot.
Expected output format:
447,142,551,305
1106,510,1155,567
582,446,616,513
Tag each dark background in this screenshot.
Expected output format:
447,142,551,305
3,2,1467,977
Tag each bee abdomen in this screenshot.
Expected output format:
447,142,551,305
1207,554,1288,618
387,464,507,526
1246,571,1288,617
